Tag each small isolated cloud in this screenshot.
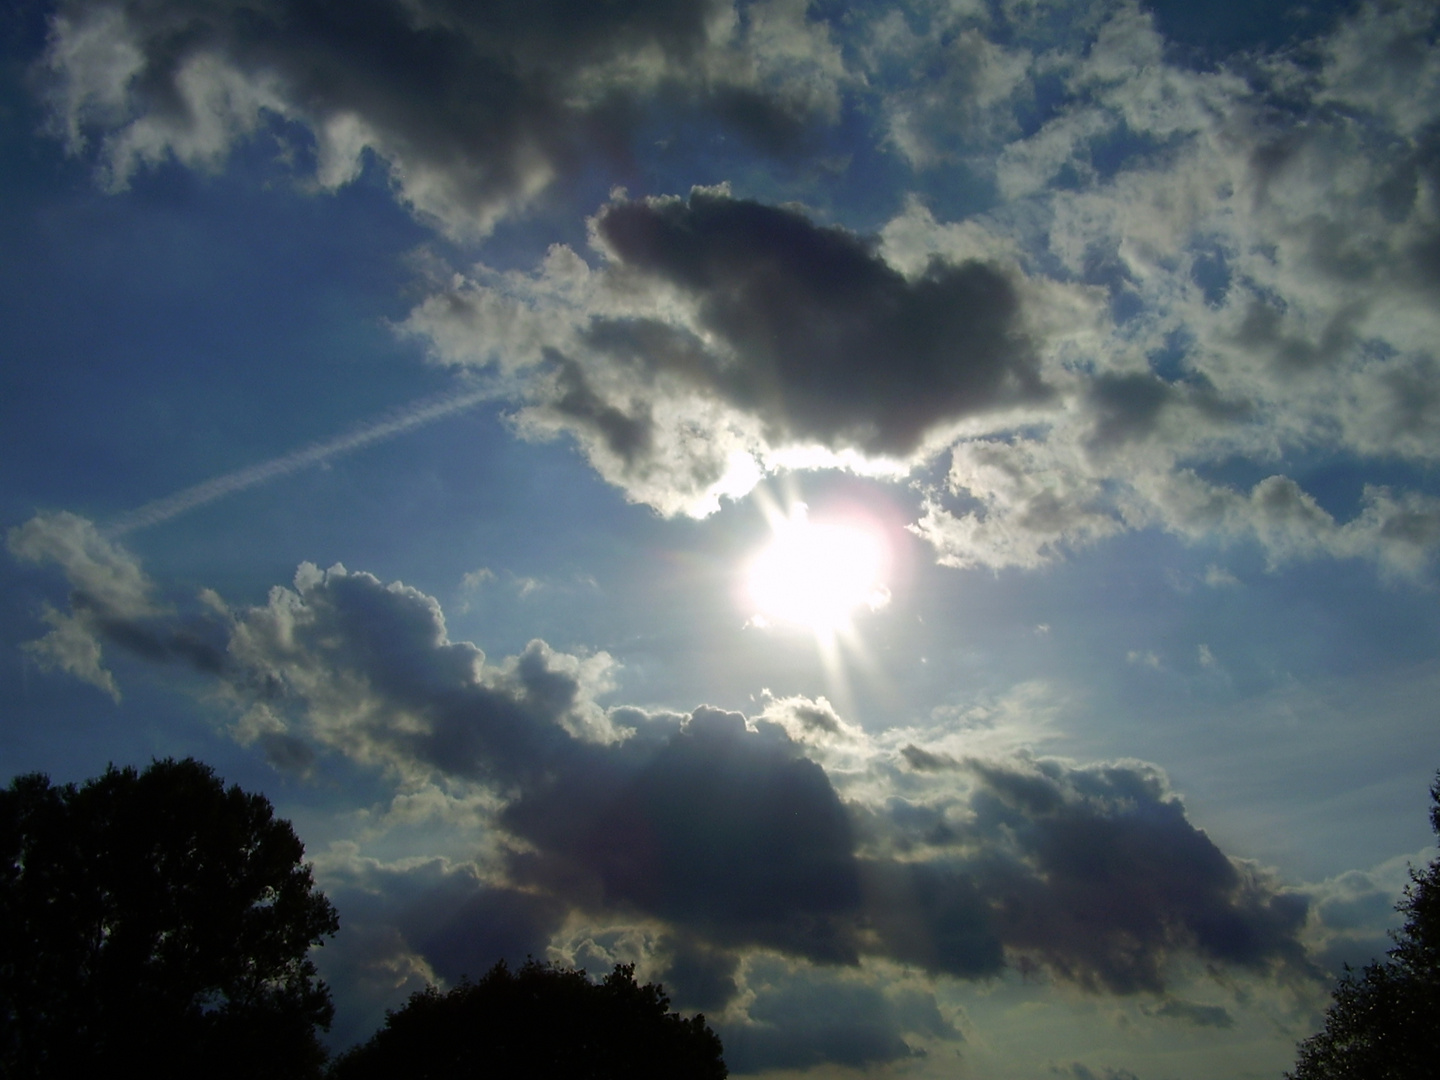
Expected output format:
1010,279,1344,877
460,567,495,591
1204,565,1240,588
1126,650,1161,669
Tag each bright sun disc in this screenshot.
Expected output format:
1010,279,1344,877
747,506,890,633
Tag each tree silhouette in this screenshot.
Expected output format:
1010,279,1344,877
329,958,727,1080
1288,772,1440,1079
0,757,338,1079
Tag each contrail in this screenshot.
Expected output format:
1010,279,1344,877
105,384,493,537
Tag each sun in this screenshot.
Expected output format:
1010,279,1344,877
745,504,891,635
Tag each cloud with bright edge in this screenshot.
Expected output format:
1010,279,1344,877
37,0,1440,577
9,510,1328,1063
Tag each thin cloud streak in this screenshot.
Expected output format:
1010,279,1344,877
106,385,493,537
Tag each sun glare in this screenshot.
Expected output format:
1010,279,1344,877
746,504,891,634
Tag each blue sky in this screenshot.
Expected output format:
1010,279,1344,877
3,0,1439,1075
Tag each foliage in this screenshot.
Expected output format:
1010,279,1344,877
0,757,338,1079
329,958,727,1080
1288,774,1440,1079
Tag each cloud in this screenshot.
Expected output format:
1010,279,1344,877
312,847,570,1045
394,0,1440,575
44,0,1440,578
910,437,1123,571
7,521,1322,1034
1054,1065,1140,1080
409,187,1054,516
657,934,741,1012
223,560,623,781
825,0,1440,578
1146,998,1235,1028
586,191,1050,454
8,510,155,617
6,511,226,698
720,958,951,1074
40,0,846,238
863,755,1315,993
504,705,864,964
216,556,1314,994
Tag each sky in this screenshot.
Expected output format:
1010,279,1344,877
2,0,1439,1076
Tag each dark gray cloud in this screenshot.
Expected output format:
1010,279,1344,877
6,511,232,699
405,881,570,985
866,757,1315,993
587,191,1049,455
506,706,864,964
861,858,1007,978
326,858,566,983
720,961,938,1075
657,934,740,1012
1082,372,1249,453
44,0,837,236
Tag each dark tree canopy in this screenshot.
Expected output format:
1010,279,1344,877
330,959,727,1080
1288,773,1440,1080
0,757,338,1079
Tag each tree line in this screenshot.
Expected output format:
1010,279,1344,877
2,756,1436,1077
0,758,724,1079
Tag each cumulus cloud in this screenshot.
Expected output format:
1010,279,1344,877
391,0,1440,576
408,187,1055,515
41,1,1440,578
40,0,847,238
864,0,1440,577
11,520,1317,1010
861,755,1315,992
